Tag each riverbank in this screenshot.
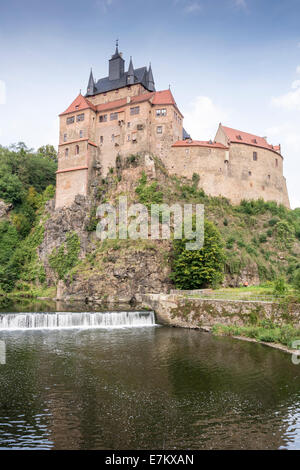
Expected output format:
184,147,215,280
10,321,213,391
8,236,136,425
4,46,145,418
137,292,300,355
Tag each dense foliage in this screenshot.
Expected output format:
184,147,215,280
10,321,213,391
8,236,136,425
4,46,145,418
171,220,226,289
0,143,57,292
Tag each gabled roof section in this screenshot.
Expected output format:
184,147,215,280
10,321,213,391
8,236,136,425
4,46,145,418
59,94,96,116
220,125,281,154
172,140,228,149
151,89,176,106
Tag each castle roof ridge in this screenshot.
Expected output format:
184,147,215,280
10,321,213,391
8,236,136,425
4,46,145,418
221,125,281,155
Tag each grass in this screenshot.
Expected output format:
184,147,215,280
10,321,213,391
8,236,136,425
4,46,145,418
212,321,300,349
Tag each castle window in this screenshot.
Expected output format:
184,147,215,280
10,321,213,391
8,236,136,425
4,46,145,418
63,133,67,142
100,136,103,144
66,116,74,125
99,114,107,122
75,145,79,155
185,149,189,155
130,106,140,115
110,112,118,121
137,124,144,131
157,126,163,134
76,113,85,122
127,134,131,141
248,171,252,176
156,108,167,117
275,158,278,167
268,174,271,180
65,148,69,157
127,122,131,128
253,152,258,161
111,134,115,142
79,130,83,138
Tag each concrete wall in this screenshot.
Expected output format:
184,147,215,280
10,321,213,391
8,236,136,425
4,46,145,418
138,293,300,329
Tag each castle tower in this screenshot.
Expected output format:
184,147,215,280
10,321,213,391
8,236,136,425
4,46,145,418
109,40,125,81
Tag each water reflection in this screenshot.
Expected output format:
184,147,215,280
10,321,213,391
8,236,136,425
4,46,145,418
0,326,300,449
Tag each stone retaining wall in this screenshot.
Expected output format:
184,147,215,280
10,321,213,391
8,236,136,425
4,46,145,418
136,293,300,329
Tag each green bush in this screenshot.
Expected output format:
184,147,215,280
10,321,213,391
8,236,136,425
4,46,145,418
171,220,226,289
49,232,80,280
273,277,288,297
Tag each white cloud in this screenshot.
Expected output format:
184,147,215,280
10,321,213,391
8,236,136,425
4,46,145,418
291,80,300,89
0,81,6,105
271,87,300,110
184,2,202,13
183,96,229,140
296,65,300,74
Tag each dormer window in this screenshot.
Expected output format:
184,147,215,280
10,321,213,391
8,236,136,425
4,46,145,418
252,138,257,144
237,135,242,140
75,105,79,110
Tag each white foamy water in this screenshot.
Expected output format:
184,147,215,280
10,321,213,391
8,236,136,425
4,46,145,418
0,311,156,330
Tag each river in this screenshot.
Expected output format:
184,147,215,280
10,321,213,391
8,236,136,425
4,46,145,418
0,308,300,449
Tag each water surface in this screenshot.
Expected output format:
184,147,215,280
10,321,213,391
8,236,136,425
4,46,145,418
0,318,300,449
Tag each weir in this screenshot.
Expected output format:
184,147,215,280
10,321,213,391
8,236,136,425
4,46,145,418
0,311,156,330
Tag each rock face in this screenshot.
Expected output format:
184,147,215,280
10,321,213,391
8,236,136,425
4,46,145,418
38,193,173,300
0,200,13,218
62,243,173,303
38,195,91,285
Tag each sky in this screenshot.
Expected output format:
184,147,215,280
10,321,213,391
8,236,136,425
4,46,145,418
0,0,300,208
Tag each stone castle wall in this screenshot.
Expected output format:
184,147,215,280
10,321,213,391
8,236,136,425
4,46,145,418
163,142,290,207
56,84,290,209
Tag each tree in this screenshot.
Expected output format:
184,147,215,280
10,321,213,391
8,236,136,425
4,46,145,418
171,220,226,289
0,173,24,204
37,145,58,163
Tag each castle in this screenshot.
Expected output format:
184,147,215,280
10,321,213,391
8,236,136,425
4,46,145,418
56,43,290,209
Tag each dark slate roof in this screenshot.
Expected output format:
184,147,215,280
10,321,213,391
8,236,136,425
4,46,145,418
183,128,191,140
91,66,153,95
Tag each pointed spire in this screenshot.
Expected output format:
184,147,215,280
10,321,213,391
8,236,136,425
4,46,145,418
127,56,135,85
112,38,121,58
147,63,155,92
86,68,96,96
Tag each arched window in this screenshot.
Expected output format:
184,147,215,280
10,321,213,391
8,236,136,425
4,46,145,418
75,145,79,155
65,148,69,157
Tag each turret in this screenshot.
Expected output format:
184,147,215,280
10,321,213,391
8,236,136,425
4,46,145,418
147,63,155,92
86,68,96,96
127,56,135,85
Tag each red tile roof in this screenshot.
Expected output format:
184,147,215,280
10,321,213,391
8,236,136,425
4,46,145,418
60,90,182,116
221,125,281,154
59,94,96,116
172,140,228,149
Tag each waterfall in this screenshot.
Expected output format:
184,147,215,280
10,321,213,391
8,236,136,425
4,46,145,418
0,311,156,330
